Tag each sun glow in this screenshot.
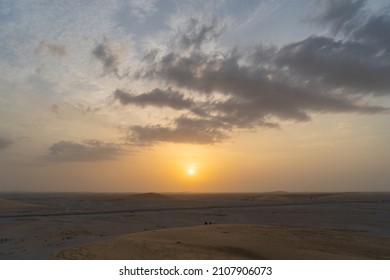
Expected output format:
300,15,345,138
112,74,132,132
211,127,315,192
187,167,196,176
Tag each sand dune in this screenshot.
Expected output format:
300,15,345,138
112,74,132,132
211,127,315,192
2,192,389,259
93,192,178,203
51,224,390,260
251,192,389,204
0,199,39,209
127,193,178,202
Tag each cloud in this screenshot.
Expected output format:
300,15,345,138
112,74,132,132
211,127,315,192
126,0,157,22
50,104,59,115
308,0,390,53
47,140,124,161
114,10,389,146
352,12,390,52
276,36,390,94
130,115,228,145
279,3,390,95
179,16,221,50
35,40,68,58
113,88,195,110
139,45,386,113
119,78,383,145
0,137,12,150
307,0,366,34
92,38,127,78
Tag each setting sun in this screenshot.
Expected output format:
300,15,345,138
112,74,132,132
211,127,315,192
187,167,196,176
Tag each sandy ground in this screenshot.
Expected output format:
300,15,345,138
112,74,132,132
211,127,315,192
0,199,39,209
51,224,390,260
0,192,390,259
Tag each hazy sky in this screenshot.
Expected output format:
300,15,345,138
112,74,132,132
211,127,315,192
1,0,390,192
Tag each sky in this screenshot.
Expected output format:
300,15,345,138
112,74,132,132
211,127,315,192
1,0,390,193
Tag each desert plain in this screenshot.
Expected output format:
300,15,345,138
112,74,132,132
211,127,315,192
0,192,389,259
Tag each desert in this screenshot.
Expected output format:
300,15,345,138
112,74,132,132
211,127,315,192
1,192,389,259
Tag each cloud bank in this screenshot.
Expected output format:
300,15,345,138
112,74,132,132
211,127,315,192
48,140,124,161
114,88,195,110
107,2,390,146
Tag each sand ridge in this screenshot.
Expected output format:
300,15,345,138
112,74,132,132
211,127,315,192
0,199,39,209
92,192,179,203
51,224,390,260
250,192,389,204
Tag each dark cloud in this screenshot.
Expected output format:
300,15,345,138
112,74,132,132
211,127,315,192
278,2,390,95
130,116,228,145
180,16,221,50
50,104,59,116
116,8,390,146
308,0,366,34
48,140,124,161
113,88,195,110
120,77,383,145
140,47,386,113
0,137,12,150
276,36,390,94
35,40,68,58
353,13,390,52
92,39,125,78
309,0,390,53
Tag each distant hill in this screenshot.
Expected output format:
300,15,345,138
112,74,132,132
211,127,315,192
252,192,388,203
0,199,39,209
94,192,178,203
126,193,177,202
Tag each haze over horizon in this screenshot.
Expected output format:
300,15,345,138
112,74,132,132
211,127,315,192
1,0,390,193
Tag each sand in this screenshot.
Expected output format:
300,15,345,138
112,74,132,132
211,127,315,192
93,192,179,203
1,192,389,259
0,199,38,209
51,224,390,260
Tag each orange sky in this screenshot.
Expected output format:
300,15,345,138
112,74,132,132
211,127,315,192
1,0,390,192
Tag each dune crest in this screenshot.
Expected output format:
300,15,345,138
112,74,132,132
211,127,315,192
51,224,390,260
94,192,178,203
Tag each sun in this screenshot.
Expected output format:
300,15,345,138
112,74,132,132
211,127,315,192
186,167,196,176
